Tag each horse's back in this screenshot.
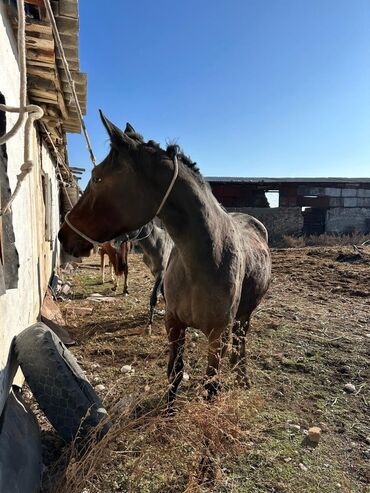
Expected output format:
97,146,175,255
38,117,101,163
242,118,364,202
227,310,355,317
229,212,268,244
229,212,271,319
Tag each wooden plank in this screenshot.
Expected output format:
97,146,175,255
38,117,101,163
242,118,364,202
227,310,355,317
70,167,86,172
58,0,78,19
63,123,81,133
27,66,56,81
29,88,58,103
49,66,69,122
27,59,56,69
25,22,52,37
40,115,60,127
26,35,54,51
27,49,55,65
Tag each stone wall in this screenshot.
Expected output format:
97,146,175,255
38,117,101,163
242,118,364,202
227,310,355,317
227,207,304,241
326,208,370,234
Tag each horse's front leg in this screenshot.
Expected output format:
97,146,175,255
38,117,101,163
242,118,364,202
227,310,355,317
110,263,115,282
146,276,162,335
100,253,105,284
166,317,186,412
204,329,223,399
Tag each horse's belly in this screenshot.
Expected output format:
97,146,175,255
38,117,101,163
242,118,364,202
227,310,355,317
165,275,241,330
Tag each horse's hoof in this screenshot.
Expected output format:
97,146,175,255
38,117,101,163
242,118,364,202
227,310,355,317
166,405,177,417
166,395,177,416
204,381,221,400
123,290,129,296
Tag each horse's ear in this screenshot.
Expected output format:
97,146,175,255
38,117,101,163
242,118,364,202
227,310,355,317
99,110,137,149
124,122,136,134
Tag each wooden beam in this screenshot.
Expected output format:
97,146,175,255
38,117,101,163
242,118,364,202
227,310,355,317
26,35,54,52
27,49,55,65
29,88,58,103
53,72,69,121
25,21,52,36
27,66,55,81
70,167,86,172
27,59,56,69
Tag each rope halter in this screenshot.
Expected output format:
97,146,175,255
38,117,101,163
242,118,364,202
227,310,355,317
64,155,179,248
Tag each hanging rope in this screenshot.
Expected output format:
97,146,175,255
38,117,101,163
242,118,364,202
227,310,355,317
40,121,76,210
0,0,44,216
43,0,97,167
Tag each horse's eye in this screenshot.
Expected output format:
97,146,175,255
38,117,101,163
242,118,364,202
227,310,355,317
92,177,102,184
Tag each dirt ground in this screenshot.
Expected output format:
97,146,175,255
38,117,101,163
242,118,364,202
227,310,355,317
34,245,369,493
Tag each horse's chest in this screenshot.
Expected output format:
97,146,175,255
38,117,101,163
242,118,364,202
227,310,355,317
164,257,243,329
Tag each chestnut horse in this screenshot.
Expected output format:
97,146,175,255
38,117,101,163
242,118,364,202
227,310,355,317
59,113,271,407
99,241,129,294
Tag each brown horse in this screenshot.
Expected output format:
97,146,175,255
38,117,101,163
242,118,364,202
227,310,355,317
99,241,129,294
58,113,271,407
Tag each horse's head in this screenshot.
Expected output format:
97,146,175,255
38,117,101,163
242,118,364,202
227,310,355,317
58,111,174,257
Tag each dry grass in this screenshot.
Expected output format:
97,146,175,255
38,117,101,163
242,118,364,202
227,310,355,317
26,248,370,493
281,232,370,248
52,389,260,493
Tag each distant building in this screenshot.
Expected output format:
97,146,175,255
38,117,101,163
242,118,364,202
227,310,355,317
207,177,370,239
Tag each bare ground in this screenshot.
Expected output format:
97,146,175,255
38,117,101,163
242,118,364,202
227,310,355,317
30,246,370,493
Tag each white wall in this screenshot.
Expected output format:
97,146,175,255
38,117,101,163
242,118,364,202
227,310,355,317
0,5,61,415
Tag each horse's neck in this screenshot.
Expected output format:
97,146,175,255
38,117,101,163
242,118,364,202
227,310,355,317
159,170,228,267
137,225,158,257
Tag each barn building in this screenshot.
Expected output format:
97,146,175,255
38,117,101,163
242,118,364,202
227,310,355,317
0,0,85,421
208,177,370,240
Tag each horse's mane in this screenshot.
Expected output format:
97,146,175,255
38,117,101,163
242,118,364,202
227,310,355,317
134,133,208,188
166,144,201,176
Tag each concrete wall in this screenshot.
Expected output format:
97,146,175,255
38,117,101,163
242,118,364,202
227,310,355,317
326,208,370,234
0,6,61,415
227,207,304,240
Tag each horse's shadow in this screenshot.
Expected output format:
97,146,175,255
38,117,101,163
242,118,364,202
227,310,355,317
129,394,168,420
70,313,150,340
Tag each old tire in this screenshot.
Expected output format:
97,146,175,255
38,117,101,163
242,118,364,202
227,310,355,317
0,387,42,493
15,322,110,443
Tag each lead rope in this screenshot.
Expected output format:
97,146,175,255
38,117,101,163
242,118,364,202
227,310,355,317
155,155,178,215
0,0,44,217
65,155,179,246
64,211,104,248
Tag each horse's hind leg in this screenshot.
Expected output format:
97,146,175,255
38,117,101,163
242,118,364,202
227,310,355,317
229,320,241,366
122,245,129,295
166,317,186,412
221,325,232,359
146,276,162,335
122,263,129,295
230,317,251,388
205,330,223,399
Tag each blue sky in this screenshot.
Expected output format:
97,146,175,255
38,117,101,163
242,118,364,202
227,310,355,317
68,0,370,188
